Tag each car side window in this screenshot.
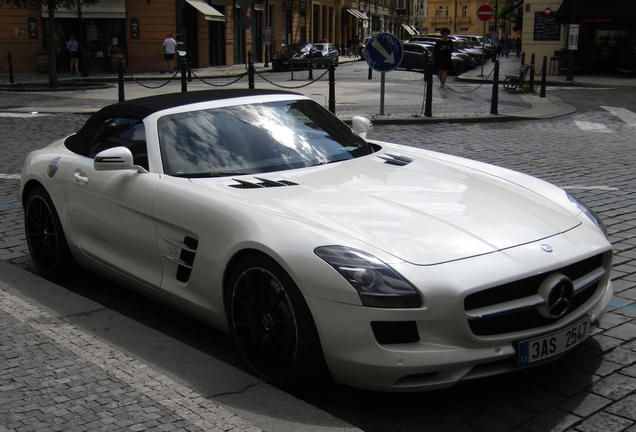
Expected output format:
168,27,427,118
89,118,149,169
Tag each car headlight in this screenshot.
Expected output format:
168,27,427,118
315,246,422,308
567,192,609,239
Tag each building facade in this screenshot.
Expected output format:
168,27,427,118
0,0,368,73
2,0,634,75
524,0,636,75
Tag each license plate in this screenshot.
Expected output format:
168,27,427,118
518,317,590,365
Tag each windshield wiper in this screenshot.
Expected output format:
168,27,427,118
172,171,255,178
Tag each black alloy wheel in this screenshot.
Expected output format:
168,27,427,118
227,254,324,387
24,186,76,282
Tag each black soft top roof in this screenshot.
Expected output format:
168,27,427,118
65,89,301,153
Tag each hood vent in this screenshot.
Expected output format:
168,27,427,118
230,177,299,189
378,153,413,166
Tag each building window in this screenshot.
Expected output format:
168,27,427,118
445,6,449,17
462,6,467,17
437,6,443,17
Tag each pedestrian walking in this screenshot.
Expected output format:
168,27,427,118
434,28,453,88
353,35,360,58
67,35,79,75
162,33,177,73
503,38,512,57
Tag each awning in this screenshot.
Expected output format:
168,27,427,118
186,0,225,22
401,23,416,36
42,0,125,18
555,0,636,23
347,8,368,20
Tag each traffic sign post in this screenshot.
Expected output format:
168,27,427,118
477,5,494,77
364,33,403,115
477,5,494,22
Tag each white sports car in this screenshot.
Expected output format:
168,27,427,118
21,89,614,392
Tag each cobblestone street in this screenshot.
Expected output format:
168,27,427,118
1,81,636,431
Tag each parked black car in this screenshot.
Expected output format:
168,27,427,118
399,42,432,71
405,41,470,75
271,43,323,71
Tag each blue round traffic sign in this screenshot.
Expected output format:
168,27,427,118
364,33,403,73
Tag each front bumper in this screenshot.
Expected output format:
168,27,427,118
307,286,611,392
305,230,614,392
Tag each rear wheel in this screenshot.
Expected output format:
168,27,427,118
226,254,324,387
24,186,76,282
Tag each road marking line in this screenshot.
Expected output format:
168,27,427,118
561,185,620,191
0,112,47,118
610,298,636,312
574,120,613,133
0,174,21,179
601,106,636,128
0,202,22,210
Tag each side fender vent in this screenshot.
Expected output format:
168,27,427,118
378,153,413,166
163,236,199,283
229,178,299,189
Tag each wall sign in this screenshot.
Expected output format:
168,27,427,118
533,11,560,41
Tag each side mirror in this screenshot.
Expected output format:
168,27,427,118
352,116,372,140
94,146,147,173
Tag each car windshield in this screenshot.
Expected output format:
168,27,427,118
158,99,372,177
281,44,309,54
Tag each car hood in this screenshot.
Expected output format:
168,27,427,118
192,149,579,265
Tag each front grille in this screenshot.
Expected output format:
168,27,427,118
464,253,607,336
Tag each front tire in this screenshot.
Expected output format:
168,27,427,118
24,186,76,282
226,254,324,388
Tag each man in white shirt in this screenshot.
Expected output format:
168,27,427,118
162,33,178,73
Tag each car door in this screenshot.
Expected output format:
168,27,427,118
64,117,162,288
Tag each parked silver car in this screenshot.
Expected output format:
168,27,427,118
314,42,339,66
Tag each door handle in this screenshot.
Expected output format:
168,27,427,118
73,170,89,185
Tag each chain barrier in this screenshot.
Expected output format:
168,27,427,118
444,66,496,94
124,65,179,89
253,67,329,90
188,68,247,87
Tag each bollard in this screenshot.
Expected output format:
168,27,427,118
8,51,14,84
424,64,433,117
490,60,499,115
187,55,192,82
368,66,372,80
328,61,336,114
521,52,526,66
290,63,294,80
529,53,535,91
181,59,187,92
308,61,313,80
118,58,125,102
248,60,255,89
540,56,547,98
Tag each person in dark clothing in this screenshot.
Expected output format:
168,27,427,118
434,28,453,88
